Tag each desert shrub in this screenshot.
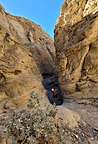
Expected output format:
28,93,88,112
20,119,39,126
0,92,95,144
0,92,58,144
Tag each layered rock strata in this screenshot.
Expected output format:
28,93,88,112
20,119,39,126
55,0,98,98
0,5,55,110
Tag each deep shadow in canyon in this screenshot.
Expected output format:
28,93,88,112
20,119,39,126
42,73,64,106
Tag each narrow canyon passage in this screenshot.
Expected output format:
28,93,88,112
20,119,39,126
42,73,63,105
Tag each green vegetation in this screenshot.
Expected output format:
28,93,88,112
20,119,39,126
0,92,57,143
0,92,95,144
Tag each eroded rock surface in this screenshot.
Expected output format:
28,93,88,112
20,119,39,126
54,1,98,143
0,4,55,111
0,3,98,144
55,0,98,99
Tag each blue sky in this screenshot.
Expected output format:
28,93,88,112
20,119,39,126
0,0,63,37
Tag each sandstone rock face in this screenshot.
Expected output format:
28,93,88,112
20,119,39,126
0,5,55,111
0,4,98,144
55,0,98,98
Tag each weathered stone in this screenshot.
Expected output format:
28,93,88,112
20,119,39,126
0,3,98,144
0,5,55,111
55,107,80,128
55,0,98,98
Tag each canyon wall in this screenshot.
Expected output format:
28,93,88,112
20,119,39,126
55,0,98,98
0,5,55,111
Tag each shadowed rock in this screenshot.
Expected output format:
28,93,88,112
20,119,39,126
55,0,98,99
0,4,55,111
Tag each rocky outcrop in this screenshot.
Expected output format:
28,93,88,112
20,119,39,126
55,0,98,98
0,3,98,144
0,4,55,111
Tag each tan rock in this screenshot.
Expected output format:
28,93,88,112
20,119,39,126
0,5,55,110
55,0,98,98
55,106,80,128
